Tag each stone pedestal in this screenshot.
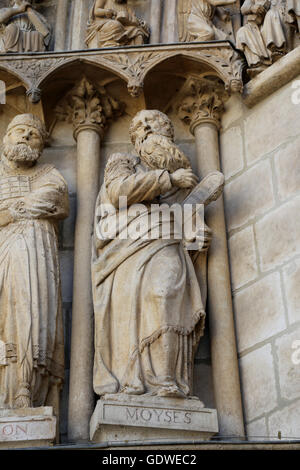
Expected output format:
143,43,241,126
90,396,218,443
0,407,56,449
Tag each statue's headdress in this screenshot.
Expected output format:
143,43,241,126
6,114,48,143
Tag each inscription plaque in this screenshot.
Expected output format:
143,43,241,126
90,395,218,443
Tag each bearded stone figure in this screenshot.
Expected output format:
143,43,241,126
91,110,223,400
86,0,149,49
0,1,51,53
0,114,69,412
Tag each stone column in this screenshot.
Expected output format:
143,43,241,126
71,0,89,50
56,78,122,441
150,0,162,44
54,0,69,51
162,0,178,43
178,78,245,438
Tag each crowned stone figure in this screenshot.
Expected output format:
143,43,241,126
0,114,69,413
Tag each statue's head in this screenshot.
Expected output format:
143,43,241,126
129,110,174,148
129,110,190,172
2,114,47,164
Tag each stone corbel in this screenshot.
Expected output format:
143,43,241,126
26,87,42,104
56,77,124,442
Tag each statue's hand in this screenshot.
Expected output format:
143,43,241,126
15,1,31,14
170,168,198,189
252,4,267,15
105,9,116,19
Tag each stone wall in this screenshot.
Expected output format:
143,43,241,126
220,76,300,440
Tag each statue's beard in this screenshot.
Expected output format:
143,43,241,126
136,134,191,173
3,143,41,163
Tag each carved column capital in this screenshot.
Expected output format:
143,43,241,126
56,77,123,140
177,78,229,134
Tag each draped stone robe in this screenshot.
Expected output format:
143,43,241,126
236,0,286,67
92,155,206,398
0,162,69,410
1,11,50,53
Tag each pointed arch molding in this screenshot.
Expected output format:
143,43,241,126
0,42,244,103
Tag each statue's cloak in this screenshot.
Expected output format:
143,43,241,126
92,156,205,397
0,163,69,409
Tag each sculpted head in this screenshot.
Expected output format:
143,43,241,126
129,110,175,148
2,114,47,165
129,110,191,172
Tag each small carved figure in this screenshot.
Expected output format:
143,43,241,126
178,0,237,42
86,0,149,49
236,0,286,76
0,0,51,53
0,114,69,411
285,0,300,40
92,110,223,400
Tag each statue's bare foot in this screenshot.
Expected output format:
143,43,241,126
156,384,186,398
121,386,145,396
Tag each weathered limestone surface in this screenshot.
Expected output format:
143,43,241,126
274,135,300,201
246,417,268,441
240,345,278,422
244,80,300,164
221,71,300,440
268,400,300,440
282,258,300,324
228,226,258,290
255,196,300,272
234,273,286,352
224,159,275,231
220,126,244,181
275,326,300,401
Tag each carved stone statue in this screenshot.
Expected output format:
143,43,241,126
285,0,300,39
178,0,237,42
236,0,287,76
0,114,69,412
0,1,51,53
91,110,223,400
86,0,149,49
286,0,300,29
